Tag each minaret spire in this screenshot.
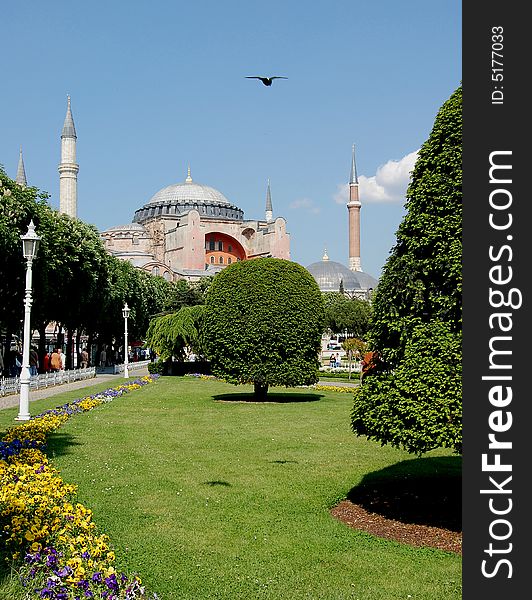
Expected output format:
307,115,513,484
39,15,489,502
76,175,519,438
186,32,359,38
347,144,362,271
350,144,358,184
58,95,79,218
16,146,28,188
265,178,273,223
186,165,193,182
61,95,77,139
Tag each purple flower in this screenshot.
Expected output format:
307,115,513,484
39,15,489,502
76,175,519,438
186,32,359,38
76,579,90,590
56,566,72,578
105,573,119,592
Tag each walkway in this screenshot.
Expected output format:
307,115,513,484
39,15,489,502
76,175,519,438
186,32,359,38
0,367,149,411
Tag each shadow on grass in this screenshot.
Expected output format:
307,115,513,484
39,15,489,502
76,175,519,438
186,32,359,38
45,432,83,459
345,455,462,531
204,480,232,487
213,392,324,403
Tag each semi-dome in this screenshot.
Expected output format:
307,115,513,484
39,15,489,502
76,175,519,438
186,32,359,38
306,251,378,293
133,168,244,224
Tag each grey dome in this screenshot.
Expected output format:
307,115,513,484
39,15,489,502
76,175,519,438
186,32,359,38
133,170,244,225
147,180,231,206
306,259,378,292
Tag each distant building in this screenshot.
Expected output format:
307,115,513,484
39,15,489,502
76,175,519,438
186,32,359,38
51,97,291,282
306,146,378,299
101,171,290,282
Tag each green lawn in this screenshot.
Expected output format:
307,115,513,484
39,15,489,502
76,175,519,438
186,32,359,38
0,377,462,599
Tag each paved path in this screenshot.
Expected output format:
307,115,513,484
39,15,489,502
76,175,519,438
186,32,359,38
0,367,149,411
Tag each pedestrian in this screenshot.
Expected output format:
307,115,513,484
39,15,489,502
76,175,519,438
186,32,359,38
58,348,65,371
50,348,62,372
329,353,336,368
80,348,89,369
29,345,39,376
43,351,51,373
99,347,107,368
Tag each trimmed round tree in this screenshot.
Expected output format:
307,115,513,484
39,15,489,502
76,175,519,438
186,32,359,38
351,85,462,455
202,258,325,399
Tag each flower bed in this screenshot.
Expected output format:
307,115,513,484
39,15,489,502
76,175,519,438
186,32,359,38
0,375,161,599
314,384,355,393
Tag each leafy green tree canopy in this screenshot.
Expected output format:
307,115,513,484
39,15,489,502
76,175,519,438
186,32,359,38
322,292,372,338
146,304,205,360
202,258,325,399
351,85,462,455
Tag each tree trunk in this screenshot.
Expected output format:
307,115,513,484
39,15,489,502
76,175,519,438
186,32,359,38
66,328,74,370
75,330,81,369
87,333,94,366
37,322,47,373
253,382,269,401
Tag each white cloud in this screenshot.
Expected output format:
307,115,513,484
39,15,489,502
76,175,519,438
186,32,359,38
334,150,419,204
289,197,321,214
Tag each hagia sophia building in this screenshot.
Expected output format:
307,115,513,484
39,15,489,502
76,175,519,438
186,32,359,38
13,97,377,297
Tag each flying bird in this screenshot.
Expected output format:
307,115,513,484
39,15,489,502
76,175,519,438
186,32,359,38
245,76,288,86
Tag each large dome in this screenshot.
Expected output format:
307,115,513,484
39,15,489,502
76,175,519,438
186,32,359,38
147,180,231,206
133,169,244,224
306,253,378,293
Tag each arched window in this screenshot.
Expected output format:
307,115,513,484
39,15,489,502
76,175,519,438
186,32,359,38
210,256,215,264
152,266,159,276
228,245,232,253
228,257,232,264
219,256,224,264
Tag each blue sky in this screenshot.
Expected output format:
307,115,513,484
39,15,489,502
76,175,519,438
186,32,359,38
1,0,461,279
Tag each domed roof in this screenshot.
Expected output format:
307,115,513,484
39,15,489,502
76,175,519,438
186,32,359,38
133,167,244,225
306,252,378,292
147,168,230,206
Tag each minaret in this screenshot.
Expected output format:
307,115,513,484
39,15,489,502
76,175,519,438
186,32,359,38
58,95,79,218
265,179,273,223
16,146,27,187
347,144,362,271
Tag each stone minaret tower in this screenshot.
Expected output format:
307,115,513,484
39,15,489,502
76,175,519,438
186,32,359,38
347,144,362,271
16,146,27,187
265,179,273,223
58,95,79,218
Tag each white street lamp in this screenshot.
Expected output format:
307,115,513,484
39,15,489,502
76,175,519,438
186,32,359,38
122,303,130,378
16,220,40,421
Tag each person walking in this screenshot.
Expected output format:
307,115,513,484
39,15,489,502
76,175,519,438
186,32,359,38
80,348,89,369
50,348,62,372
58,348,66,371
99,347,107,368
42,351,51,373
29,346,39,376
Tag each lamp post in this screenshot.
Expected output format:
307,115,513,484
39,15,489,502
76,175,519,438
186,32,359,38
122,303,130,378
16,220,40,421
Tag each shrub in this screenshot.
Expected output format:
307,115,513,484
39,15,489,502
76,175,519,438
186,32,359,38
202,258,325,399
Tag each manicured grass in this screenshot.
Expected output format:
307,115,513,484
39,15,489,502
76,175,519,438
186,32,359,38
1,377,461,599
